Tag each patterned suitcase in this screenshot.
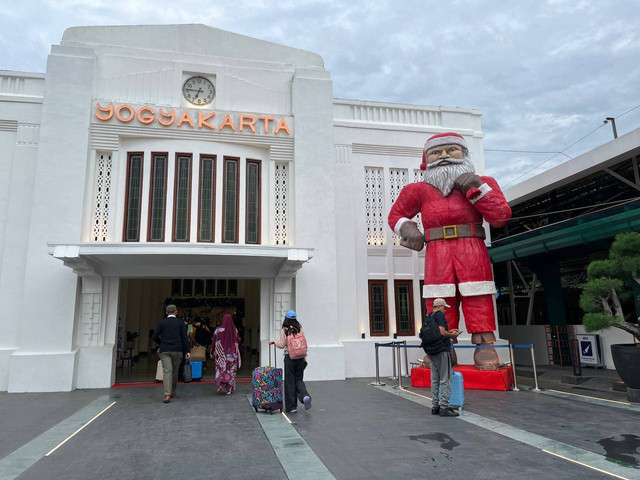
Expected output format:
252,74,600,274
439,371,465,409
251,344,283,414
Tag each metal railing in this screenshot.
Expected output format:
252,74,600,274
372,342,540,392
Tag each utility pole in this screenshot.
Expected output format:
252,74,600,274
604,117,618,138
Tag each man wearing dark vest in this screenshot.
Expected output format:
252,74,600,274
152,304,191,404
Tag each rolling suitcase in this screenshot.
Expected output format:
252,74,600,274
251,344,283,414
439,371,465,409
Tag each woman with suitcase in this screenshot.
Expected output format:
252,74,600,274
212,314,241,395
269,310,312,413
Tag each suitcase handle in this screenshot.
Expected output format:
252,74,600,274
268,342,277,368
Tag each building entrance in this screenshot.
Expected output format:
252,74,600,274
115,278,261,384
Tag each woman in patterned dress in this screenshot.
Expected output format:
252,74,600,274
212,314,241,394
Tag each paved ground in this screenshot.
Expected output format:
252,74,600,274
1,377,639,479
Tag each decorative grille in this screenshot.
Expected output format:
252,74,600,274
389,169,408,245
274,162,289,245
365,167,385,246
91,153,112,242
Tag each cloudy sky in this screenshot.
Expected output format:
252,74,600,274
1,0,639,187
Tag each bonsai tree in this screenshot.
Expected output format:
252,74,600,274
580,232,640,341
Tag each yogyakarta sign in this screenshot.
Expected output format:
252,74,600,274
94,103,291,136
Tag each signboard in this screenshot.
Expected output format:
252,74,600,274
577,334,603,367
94,103,292,136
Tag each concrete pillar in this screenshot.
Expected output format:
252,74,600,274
291,67,345,380
528,255,566,326
8,45,95,392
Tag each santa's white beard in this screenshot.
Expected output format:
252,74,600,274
423,156,476,196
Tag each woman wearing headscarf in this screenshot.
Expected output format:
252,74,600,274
212,314,241,394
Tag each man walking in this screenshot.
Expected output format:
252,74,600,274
423,298,461,417
153,305,191,404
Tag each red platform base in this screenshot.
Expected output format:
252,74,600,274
411,364,514,391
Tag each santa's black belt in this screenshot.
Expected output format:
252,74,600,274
425,223,486,242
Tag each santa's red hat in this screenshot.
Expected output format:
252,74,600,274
420,132,468,170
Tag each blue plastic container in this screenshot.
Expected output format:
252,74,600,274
190,361,203,380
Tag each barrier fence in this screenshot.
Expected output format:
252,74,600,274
371,342,541,392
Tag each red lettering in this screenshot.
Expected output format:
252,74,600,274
198,111,216,130
259,116,274,134
158,109,175,127
136,106,155,125
274,118,291,135
177,110,194,128
239,115,257,133
95,103,113,121
115,104,134,123
219,114,236,132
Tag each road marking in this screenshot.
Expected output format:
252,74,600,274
45,401,116,456
248,396,335,480
543,450,630,480
0,395,115,480
375,385,638,479
547,389,632,405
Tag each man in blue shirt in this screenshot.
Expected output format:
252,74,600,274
430,298,461,417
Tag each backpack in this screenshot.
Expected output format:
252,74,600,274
195,324,213,346
287,331,308,359
420,313,447,356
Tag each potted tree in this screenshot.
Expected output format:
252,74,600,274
580,232,640,403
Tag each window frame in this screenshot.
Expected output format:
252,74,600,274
122,151,144,242
245,159,262,245
222,156,240,243
147,152,168,242
182,279,193,296
217,279,227,296
197,154,216,243
394,280,415,336
368,279,389,337
172,152,193,242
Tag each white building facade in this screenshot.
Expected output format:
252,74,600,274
0,25,485,392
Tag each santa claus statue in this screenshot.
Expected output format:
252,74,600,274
388,132,511,370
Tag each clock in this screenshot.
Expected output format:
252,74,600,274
182,76,215,105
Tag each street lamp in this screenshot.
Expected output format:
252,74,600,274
604,117,618,139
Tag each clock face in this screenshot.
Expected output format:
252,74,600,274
182,76,215,105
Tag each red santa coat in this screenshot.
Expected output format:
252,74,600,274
388,176,511,332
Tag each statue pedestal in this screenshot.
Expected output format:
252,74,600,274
411,364,514,391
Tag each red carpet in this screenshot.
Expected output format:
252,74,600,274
411,365,514,391
112,378,251,388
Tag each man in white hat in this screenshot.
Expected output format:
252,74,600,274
427,298,462,416
388,132,511,369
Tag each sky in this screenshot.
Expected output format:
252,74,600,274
1,0,639,188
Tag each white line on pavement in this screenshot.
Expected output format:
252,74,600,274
375,385,639,480
45,401,116,456
0,395,116,480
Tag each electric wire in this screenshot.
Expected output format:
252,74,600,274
501,123,607,188
493,101,640,189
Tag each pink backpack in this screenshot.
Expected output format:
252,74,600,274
288,331,308,359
